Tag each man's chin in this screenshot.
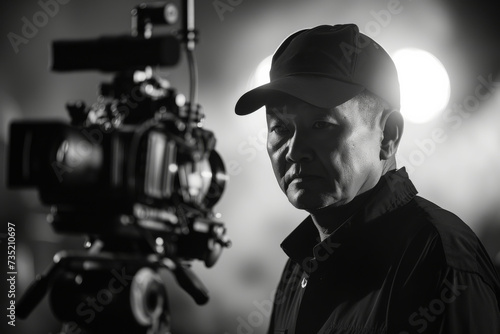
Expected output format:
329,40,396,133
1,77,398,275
286,191,335,211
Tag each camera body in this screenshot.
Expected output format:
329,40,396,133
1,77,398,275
8,69,228,265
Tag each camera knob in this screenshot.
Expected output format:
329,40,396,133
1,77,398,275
66,100,88,125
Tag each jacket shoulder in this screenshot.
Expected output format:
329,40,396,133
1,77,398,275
405,196,498,283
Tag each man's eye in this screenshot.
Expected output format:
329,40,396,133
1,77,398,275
312,121,335,129
270,124,289,135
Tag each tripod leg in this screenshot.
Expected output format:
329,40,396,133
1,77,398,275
17,251,70,319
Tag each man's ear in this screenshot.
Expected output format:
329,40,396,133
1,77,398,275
379,110,404,160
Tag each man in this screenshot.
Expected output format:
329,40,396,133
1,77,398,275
235,24,500,333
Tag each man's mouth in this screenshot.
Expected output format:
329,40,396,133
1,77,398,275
285,172,321,188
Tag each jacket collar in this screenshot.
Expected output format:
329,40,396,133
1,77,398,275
280,168,418,268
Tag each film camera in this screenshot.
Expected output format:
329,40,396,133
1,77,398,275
7,1,230,333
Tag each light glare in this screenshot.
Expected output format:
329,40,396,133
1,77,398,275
392,48,450,124
249,55,273,89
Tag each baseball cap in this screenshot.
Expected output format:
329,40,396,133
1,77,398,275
235,24,400,115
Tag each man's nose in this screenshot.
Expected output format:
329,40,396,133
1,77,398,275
285,130,313,163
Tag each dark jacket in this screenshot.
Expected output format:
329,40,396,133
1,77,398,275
268,168,500,334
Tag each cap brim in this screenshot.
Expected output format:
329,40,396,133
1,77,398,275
235,75,365,115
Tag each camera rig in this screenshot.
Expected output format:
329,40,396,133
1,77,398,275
7,1,230,333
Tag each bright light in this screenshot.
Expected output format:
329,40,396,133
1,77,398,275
244,55,273,117
392,48,450,124
248,55,273,89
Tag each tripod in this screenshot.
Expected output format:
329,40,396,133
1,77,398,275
17,244,211,334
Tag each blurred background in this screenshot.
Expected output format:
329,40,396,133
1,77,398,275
1,0,499,333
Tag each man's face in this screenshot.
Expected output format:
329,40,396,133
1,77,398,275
266,94,385,211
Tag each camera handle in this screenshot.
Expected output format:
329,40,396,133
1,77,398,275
131,1,198,106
